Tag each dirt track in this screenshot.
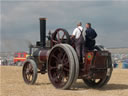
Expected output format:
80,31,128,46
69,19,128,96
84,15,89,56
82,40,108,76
0,66,128,96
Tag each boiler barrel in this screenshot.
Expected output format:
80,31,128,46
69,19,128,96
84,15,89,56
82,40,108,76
38,49,49,63
33,48,49,70
33,48,49,63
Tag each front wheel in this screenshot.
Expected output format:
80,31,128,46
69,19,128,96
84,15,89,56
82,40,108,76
22,59,38,85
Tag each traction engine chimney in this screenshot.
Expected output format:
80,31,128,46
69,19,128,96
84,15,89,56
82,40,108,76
39,18,46,47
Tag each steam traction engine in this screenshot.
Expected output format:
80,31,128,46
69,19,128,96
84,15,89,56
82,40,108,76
22,18,113,89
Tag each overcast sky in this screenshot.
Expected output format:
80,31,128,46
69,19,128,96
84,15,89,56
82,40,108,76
1,0,128,52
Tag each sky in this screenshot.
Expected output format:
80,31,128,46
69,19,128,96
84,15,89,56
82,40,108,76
1,0,128,52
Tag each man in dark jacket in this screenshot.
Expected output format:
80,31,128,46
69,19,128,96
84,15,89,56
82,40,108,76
85,23,97,50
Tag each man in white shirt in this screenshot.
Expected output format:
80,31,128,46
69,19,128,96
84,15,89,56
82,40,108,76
71,22,85,63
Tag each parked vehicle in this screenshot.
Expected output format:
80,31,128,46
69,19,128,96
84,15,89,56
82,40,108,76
14,52,28,66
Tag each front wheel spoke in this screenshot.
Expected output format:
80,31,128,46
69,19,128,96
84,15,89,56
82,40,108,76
61,72,65,81
53,72,59,79
57,72,65,82
53,75,59,82
25,69,29,74
27,74,31,81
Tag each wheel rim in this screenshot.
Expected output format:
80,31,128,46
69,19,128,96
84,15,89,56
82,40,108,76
52,28,70,46
23,62,34,83
65,44,79,86
48,47,70,88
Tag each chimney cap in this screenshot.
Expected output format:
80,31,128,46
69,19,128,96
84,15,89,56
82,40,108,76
39,18,47,20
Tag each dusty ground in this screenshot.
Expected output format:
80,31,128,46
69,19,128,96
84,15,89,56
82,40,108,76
0,66,128,96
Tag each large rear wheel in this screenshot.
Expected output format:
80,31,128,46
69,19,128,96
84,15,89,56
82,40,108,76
47,44,77,89
83,56,113,88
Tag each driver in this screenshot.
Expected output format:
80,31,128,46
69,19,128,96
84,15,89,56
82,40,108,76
71,22,85,63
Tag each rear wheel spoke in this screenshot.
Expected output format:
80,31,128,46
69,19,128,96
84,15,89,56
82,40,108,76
62,53,66,61
49,66,57,70
64,61,69,68
63,67,69,72
51,55,58,60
